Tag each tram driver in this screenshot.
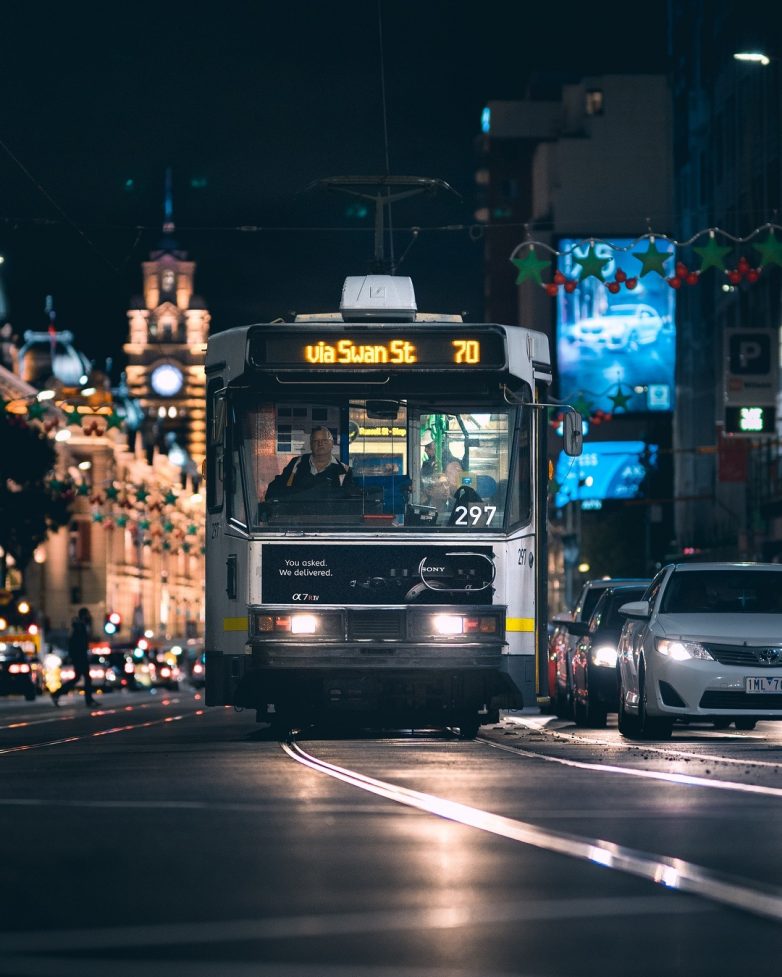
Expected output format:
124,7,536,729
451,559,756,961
265,426,355,501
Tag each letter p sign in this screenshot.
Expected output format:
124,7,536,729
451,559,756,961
729,333,771,375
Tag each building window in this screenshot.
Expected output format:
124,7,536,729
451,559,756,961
585,89,604,116
69,520,91,566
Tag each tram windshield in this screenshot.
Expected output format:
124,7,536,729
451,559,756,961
229,396,531,532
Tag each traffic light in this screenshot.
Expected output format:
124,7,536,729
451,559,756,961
104,611,121,636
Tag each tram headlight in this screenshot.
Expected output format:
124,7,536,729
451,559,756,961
291,614,319,635
433,615,464,635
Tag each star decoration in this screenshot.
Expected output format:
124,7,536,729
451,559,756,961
162,541,171,552
139,518,150,530
92,511,104,523
571,393,594,417
753,230,782,268
632,239,673,277
163,521,174,533
511,247,550,285
76,482,90,496
64,407,83,426
573,244,610,282
186,523,198,536
27,401,47,420
164,490,178,506
608,387,633,411
116,514,129,528
105,485,120,501
694,235,732,272
136,487,150,503
182,543,191,554
105,411,124,430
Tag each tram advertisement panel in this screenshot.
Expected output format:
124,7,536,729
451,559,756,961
261,545,495,605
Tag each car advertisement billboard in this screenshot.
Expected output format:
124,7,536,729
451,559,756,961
556,238,676,414
553,441,657,509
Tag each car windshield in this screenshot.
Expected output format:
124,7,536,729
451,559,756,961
603,588,648,626
232,395,529,532
660,569,782,614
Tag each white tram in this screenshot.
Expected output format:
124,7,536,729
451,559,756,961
204,275,581,735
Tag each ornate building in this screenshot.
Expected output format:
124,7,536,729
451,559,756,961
124,215,210,471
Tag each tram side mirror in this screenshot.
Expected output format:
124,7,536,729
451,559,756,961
563,411,583,457
366,400,400,420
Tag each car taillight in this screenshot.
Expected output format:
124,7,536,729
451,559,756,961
8,663,30,674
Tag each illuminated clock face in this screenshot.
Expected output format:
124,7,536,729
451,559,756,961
150,363,184,397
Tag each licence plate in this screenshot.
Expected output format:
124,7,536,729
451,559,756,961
745,676,782,693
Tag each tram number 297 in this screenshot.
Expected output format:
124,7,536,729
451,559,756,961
452,504,496,527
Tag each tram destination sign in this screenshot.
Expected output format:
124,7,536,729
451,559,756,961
249,328,506,370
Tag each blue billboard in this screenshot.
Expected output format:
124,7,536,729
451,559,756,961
556,238,676,414
554,441,657,509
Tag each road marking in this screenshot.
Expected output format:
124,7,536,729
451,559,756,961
484,737,782,799
283,740,782,923
504,714,782,769
0,711,203,756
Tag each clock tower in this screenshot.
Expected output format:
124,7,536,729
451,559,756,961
124,185,209,470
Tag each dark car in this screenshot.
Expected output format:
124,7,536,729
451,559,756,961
0,643,44,701
548,577,649,716
569,583,650,727
189,651,206,689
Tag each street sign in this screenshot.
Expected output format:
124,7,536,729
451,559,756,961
724,326,778,408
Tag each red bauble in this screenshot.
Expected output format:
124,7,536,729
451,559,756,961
737,256,749,270
553,270,566,285
667,276,682,289
545,283,559,296
686,272,699,286
625,277,638,289
614,269,627,282
564,280,577,293
607,281,621,294
727,270,742,285
676,261,689,277
746,268,760,283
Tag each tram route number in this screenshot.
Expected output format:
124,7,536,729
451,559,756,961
211,522,220,538
452,504,496,527
518,547,527,566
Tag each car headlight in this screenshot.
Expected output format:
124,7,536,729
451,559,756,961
655,638,714,661
591,645,617,668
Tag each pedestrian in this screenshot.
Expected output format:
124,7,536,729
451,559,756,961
51,607,98,708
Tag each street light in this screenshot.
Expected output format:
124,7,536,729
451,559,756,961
733,51,771,66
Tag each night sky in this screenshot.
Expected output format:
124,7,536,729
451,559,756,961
1,2,667,373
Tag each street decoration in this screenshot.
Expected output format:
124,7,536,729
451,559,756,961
509,221,782,293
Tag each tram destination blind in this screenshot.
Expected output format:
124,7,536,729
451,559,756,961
250,329,506,370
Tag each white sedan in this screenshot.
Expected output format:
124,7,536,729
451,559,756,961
616,562,782,739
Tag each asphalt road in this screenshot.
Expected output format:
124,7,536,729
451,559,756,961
1,689,781,976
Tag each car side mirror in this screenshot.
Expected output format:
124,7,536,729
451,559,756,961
566,620,589,636
618,600,650,619
563,411,583,457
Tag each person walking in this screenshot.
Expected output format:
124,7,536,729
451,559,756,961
51,607,98,708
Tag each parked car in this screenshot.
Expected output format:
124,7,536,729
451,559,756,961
189,651,206,689
569,583,650,727
548,577,649,716
617,562,782,740
0,643,44,701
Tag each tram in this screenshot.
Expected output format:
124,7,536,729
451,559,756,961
204,274,582,735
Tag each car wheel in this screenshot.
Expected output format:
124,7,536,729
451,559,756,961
734,718,757,731
583,666,607,727
553,683,571,719
637,665,672,740
617,669,641,738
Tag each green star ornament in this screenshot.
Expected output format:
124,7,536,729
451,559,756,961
27,401,47,420
632,239,672,277
76,481,90,497
573,244,609,282
105,485,120,501
164,490,178,506
571,393,594,417
106,411,124,430
510,247,551,285
693,235,732,273
136,486,150,503
608,387,633,412
753,230,782,268
64,407,82,427
116,514,128,528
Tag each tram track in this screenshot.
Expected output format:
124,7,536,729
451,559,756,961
283,733,782,923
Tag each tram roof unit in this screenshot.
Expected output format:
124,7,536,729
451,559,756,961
205,276,552,387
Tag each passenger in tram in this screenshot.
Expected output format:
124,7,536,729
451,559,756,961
265,426,355,500
423,474,454,515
